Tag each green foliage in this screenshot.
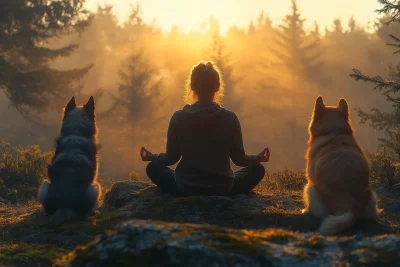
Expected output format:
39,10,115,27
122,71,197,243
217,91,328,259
261,168,307,191
377,0,400,25
0,243,68,267
368,148,400,187
0,0,92,118
350,1,400,158
0,140,53,203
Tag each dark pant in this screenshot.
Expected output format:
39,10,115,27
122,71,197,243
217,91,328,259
146,162,265,196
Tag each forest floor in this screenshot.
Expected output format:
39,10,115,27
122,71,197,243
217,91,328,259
0,180,400,267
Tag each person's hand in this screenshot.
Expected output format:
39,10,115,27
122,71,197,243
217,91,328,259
140,147,153,161
258,147,270,162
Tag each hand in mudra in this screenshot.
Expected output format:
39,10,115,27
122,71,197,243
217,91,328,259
258,147,270,162
140,147,153,161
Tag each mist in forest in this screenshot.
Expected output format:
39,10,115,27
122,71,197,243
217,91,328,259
0,2,398,180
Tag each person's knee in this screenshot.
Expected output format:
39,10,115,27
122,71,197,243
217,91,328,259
252,164,265,180
146,162,156,177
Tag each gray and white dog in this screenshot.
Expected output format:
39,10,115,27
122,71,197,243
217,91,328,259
39,96,101,220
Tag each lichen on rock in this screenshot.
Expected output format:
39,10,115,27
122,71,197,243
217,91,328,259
54,220,400,267
101,180,394,235
2,180,399,267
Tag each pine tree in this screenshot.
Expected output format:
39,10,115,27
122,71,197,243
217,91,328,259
350,0,400,158
0,0,92,119
330,18,344,35
271,0,322,80
206,17,239,110
117,51,163,127
311,21,320,39
266,0,323,166
376,15,400,42
70,5,122,98
256,11,272,32
107,50,162,170
111,6,163,128
348,16,357,32
248,21,256,35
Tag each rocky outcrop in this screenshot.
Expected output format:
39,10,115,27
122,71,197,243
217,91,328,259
2,180,398,267
101,181,394,235
55,220,400,267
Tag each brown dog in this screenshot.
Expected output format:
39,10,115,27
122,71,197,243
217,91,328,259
303,96,379,235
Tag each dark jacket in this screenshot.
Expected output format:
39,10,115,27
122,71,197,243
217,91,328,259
151,101,260,195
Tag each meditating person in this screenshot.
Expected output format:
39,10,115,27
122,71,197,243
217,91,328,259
140,61,270,196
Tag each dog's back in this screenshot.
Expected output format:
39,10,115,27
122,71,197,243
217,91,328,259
304,97,378,234
39,96,101,219
308,135,372,214
45,161,97,215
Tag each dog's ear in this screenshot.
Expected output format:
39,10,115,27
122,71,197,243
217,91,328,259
338,98,349,119
84,96,95,119
64,96,76,116
313,96,326,117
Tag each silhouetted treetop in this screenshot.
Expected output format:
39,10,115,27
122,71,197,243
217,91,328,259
377,0,400,25
0,0,92,119
205,18,240,110
117,51,163,126
350,0,400,157
270,0,323,80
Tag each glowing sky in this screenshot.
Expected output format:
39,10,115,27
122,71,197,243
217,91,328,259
85,0,382,34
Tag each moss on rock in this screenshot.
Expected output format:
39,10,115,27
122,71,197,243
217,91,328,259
54,220,400,267
2,180,400,267
102,181,395,235
0,243,68,267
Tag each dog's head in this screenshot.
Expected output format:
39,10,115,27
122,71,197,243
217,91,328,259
60,96,97,137
308,96,353,139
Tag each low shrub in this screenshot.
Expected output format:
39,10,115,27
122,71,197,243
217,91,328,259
259,168,307,191
0,140,53,203
369,148,400,188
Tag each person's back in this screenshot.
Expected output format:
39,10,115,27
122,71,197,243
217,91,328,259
141,61,270,196
176,101,232,174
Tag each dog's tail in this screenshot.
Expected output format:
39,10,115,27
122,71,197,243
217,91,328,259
319,211,356,235
50,208,79,223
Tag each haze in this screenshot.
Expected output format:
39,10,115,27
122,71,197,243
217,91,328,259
86,0,381,33
0,0,395,180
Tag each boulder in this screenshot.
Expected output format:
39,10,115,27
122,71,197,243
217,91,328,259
54,219,400,267
1,180,398,267
102,181,394,235
103,180,155,209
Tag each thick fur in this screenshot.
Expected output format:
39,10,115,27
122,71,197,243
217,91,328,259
303,96,379,235
38,96,101,221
